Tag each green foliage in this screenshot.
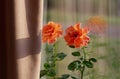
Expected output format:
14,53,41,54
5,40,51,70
57,74,78,79
40,52,67,78
69,45,75,48
40,43,67,79
79,57,84,60
68,61,76,71
72,51,80,56
40,69,56,78
42,43,97,79
40,70,47,78
89,58,97,62
83,60,93,68
58,74,70,79
47,69,56,77
68,60,81,71
44,62,55,69
67,46,97,79
56,52,67,61
71,76,78,79
44,63,51,69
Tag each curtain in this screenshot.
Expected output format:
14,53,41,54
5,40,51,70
0,0,43,79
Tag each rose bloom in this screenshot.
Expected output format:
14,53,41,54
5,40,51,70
64,23,90,48
85,16,107,34
42,21,62,44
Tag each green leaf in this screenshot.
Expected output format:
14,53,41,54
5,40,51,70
72,51,80,56
57,74,70,79
71,76,78,79
40,70,47,78
61,74,70,79
69,45,75,48
84,46,87,48
56,52,67,61
47,69,56,77
68,62,76,71
68,60,81,71
89,58,97,62
83,61,93,68
79,57,84,60
74,60,81,70
44,63,50,69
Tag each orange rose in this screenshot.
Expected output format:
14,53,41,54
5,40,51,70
42,21,62,44
85,16,107,34
64,23,90,48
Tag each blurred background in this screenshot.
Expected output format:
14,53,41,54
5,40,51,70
41,0,120,79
